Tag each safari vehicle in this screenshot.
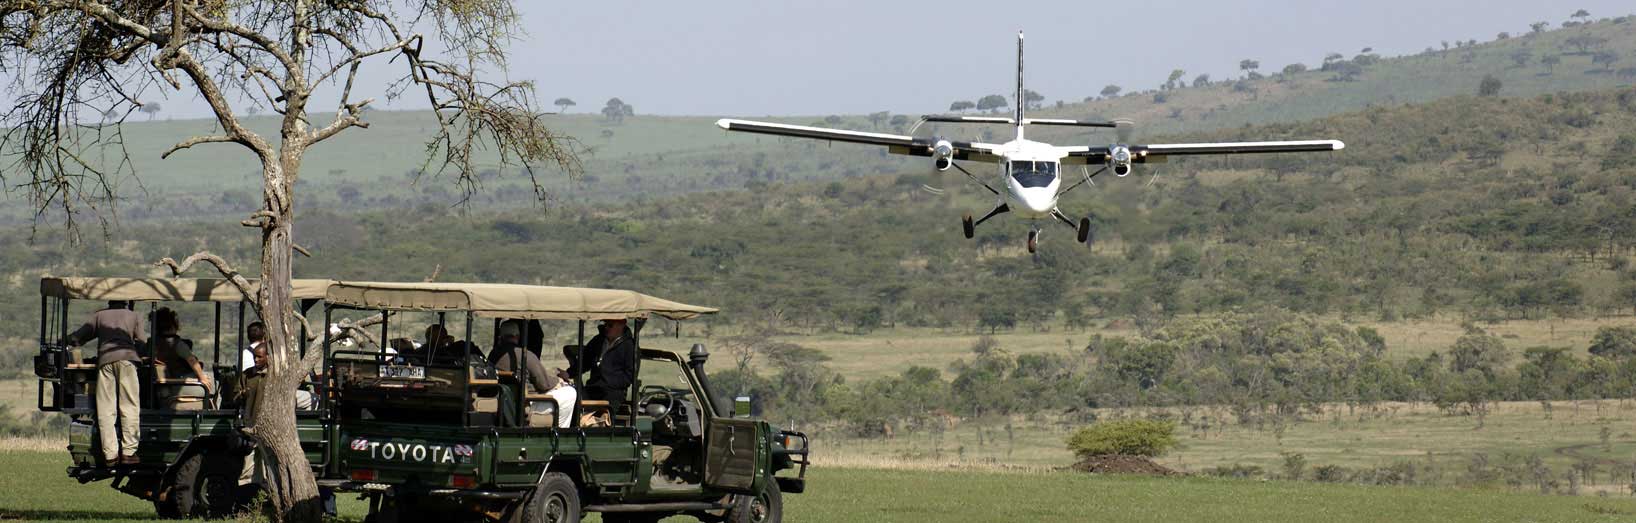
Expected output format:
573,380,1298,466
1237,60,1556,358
315,281,809,523
32,276,335,518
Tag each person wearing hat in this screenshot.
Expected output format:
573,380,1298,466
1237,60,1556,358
561,318,637,413
491,319,576,427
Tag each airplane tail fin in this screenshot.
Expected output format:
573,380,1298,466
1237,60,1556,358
1015,31,1025,139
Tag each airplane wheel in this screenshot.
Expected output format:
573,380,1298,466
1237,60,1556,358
1026,231,1038,254
962,213,975,239
1077,217,1091,243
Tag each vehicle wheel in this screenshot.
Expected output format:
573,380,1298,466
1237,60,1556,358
723,476,781,523
962,213,975,239
1077,217,1091,243
1026,230,1038,254
519,472,581,523
170,451,242,519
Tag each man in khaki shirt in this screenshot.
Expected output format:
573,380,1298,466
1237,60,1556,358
63,301,145,466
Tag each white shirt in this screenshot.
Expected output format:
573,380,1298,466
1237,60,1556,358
240,341,261,370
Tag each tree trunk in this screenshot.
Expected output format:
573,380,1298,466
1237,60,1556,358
253,114,321,520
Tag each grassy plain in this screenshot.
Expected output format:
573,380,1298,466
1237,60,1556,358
630,316,1636,380
3,449,1635,522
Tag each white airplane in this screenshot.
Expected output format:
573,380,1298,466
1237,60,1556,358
717,32,1344,252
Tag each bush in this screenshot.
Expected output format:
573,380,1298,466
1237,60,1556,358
1203,463,1264,478
1066,419,1177,458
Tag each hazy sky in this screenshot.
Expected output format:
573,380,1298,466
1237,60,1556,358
6,1,1632,119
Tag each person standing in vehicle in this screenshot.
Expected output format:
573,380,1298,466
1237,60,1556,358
241,321,265,371
563,318,636,411
492,320,576,427
62,300,145,466
151,308,214,410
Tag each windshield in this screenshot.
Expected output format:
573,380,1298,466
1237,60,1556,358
1010,161,1058,188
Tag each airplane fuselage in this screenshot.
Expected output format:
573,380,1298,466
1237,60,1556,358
994,138,1066,221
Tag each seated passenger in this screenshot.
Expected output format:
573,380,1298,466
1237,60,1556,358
491,319,575,428
151,308,214,410
564,318,636,413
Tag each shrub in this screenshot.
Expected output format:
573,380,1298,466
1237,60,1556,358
1066,419,1177,458
1203,463,1264,478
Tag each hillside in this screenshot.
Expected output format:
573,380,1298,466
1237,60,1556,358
4,16,1634,226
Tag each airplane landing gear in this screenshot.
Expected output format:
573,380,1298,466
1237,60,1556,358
1027,229,1039,254
963,213,975,239
1078,217,1091,244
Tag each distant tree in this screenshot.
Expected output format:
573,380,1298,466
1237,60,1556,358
888,114,910,130
1152,92,1169,104
1441,41,1451,52
100,108,119,123
1324,52,1345,65
1360,47,1373,53
1572,9,1591,22
553,97,576,113
1191,74,1211,87
949,100,976,112
1496,32,1510,40
1165,69,1186,90
868,111,890,129
1478,75,1503,96
1239,59,1261,76
1282,63,1308,76
1100,85,1122,98
336,185,362,205
1022,89,1045,109
139,102,161,120
1511,49,1534,67
1589,326,1636,358
976,94,1009,113
1565,35,1608,54
1541,54,1562,73
1592,50,1620,71
602,98,631,124
1531,21,1551,34
599,129,614,140
1450,328,1510,377
823,115,843,125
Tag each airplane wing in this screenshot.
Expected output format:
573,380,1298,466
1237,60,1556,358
716,119,1003,162
1061,139,1344,164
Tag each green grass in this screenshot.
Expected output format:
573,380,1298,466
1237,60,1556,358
825,400,1636,495
3,449,1635,522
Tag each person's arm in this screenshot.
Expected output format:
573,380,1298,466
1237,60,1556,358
131,313,145,346
63,321,94,347
186,357,214,391
525,353,555,392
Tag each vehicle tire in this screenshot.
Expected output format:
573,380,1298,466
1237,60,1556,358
1026,230,1038,254
170,451,242,519
1077,217,1091,244
962,213,975,239
519,472,581,523
723,476,782,523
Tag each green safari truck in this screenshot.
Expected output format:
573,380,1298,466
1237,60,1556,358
33,276,336,518
315,281,809,523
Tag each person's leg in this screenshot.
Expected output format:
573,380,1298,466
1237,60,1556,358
546,386,577,428
95,364,119,464
295,390,315,410
115,361,141,460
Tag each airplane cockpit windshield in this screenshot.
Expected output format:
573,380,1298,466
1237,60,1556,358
1010,161,1058,188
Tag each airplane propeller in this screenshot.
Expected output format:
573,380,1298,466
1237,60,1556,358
1109,118,1163,188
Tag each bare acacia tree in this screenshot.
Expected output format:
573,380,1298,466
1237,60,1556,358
1,1,580,520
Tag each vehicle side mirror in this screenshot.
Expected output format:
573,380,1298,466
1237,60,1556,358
733,395,752,419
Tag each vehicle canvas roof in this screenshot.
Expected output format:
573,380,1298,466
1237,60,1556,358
40,277,334,302
324,281,718,321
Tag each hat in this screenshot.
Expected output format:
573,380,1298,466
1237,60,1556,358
499,320,522,339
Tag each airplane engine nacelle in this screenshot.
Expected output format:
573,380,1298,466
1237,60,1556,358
932,140,954,171
1108,145,1133,177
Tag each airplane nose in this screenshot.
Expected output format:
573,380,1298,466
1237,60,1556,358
1021,190,1054,213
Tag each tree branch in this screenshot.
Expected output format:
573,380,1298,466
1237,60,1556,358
154,251,262,320
160,134,239,159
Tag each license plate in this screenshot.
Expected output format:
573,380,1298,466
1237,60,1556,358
379,365,425,379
